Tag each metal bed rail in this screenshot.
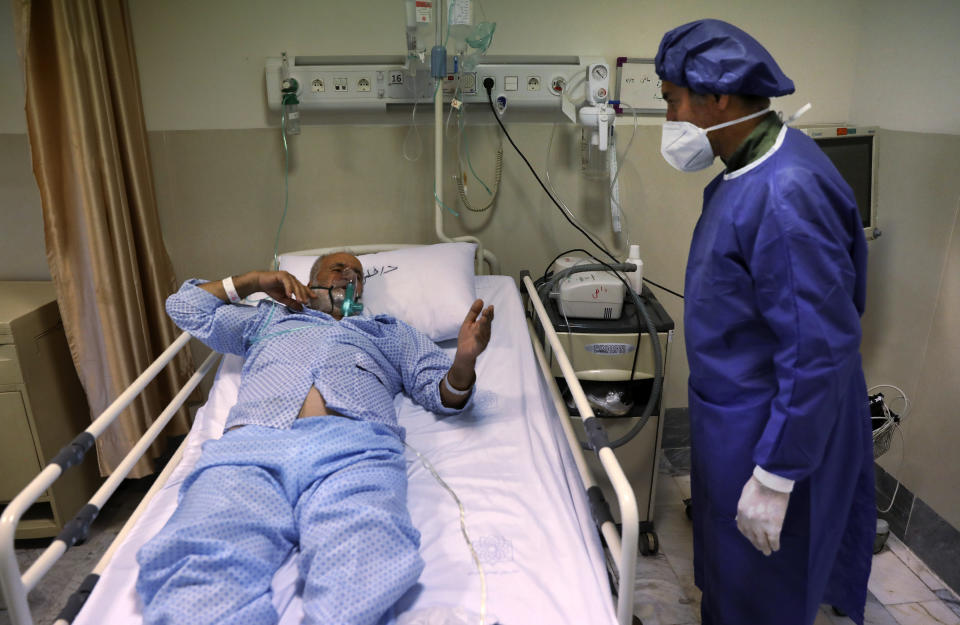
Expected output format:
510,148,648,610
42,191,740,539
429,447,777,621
521,274,638,625
0,331,221,625
4,272,627,624
51,416,193,625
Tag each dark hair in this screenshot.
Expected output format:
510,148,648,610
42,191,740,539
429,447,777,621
736,94,771,112
690,91,770,112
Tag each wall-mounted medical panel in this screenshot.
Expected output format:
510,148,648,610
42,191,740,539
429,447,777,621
265,55,595,114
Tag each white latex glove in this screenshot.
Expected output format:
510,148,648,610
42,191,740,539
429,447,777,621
735,475,790,556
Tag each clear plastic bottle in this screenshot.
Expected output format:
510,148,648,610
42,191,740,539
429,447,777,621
281,74,301,136
283,103,300,135
446,0,472,51
404,0,418,53
405,0,435,58
625,244,644,295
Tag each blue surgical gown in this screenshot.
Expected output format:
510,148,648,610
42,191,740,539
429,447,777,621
684,126,875,625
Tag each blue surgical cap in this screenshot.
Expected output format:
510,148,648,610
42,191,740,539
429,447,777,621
655,19,794,97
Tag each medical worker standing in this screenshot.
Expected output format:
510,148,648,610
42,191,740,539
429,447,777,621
655,19,875,625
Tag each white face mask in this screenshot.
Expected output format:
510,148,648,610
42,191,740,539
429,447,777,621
661,107,771,172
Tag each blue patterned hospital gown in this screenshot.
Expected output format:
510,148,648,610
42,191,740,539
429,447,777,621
165,279,466,433
136,280,471,625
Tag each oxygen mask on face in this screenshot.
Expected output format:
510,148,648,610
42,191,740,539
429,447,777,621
309,271,364,317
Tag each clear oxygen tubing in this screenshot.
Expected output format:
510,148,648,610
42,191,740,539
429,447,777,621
459,104,500,197
431,0,496,272
485,85,678,297
538,262,663,450
877,427,905,515
405,440,488,625
428,71,459,217
402,71,424,162
272,106,292,271
484,88,618,268
445,8,501,213
433,70,460,218
541,69,635,255
456,135,502,212
445,51,497,195
607,102,640,234
445,77,459,134
544,125,608,249
404,0,460,163
432,0,460,217
543,105,638,256
454,80,503,213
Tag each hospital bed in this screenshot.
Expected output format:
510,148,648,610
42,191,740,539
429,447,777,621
0,243,643,625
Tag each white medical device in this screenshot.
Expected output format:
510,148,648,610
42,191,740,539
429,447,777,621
577,63,613,147
574,63,613,175
559,63,623,231
551,256,625,320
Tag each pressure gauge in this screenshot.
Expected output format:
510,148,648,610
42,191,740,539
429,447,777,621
586,63,610,104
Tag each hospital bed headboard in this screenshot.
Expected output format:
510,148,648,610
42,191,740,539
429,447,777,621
282,243,495,275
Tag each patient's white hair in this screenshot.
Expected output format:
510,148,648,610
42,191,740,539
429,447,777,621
308,250,356,284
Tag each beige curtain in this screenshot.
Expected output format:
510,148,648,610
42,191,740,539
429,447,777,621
15,0,195,477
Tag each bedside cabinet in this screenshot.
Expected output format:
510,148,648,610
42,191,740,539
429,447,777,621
0,281,102,539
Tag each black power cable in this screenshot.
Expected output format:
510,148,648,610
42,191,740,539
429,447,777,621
484,80,668,449
482,79,618,266
485,79,684,301
486,83,642,388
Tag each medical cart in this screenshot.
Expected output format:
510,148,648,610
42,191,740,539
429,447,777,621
527,281,674,555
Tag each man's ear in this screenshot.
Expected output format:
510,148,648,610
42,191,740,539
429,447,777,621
715,93,732,112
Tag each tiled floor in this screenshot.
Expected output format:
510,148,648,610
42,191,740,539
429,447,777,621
635,471,960,625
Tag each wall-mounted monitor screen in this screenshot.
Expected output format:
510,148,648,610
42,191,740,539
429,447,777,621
801,126,880,240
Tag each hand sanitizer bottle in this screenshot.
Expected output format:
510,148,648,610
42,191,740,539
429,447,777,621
625,244,644,295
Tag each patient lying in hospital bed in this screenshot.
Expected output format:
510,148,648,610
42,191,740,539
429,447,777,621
136,253,494,625
53,242,619,625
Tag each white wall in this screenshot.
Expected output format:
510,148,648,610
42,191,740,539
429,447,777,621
852,0,960,134
0,3,26,134
849,0,960,529
127,0,860,131
0,0,865,283
0,5,46,280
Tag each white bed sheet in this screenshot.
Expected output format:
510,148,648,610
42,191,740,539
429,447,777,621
73,275,616,625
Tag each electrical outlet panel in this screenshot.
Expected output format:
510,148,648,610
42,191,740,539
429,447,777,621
265,56,599,116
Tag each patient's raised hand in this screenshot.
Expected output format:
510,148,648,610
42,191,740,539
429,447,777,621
257,271,314,311
455,299,494,364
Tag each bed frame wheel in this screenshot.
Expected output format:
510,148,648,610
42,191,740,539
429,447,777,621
683,497,693,520
639,529,659,556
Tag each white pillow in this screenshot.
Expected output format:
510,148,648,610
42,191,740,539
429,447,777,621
278,242,477,341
